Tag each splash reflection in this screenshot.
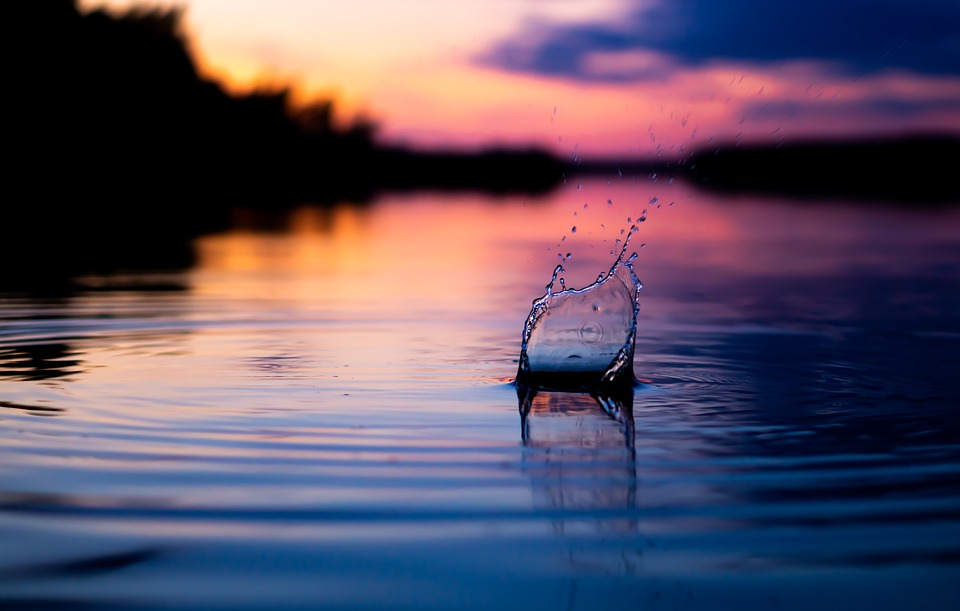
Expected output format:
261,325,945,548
518,385,638,551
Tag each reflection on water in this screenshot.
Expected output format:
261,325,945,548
0,342,83,383
1,180,959,609
518,385,635,453
518,386,639,566
517,386,644,583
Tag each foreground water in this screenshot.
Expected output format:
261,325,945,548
2,180,959,610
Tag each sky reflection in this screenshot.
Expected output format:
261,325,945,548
2,183,960,608
5,180,958,405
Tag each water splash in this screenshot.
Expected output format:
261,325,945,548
517,225,643,391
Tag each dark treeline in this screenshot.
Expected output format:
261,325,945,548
570,134,960,204
682,134,960,204
12,0,564,205
5,1,565,286
14,1,358,207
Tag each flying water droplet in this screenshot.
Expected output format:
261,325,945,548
571,226,577,233
545,264,565,294
649,197,658,205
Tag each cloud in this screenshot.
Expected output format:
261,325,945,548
480,0,960,82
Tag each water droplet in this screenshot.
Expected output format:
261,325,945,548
571,226,577,233
545,263,565,293
649,197,658,205
565,253,572,259
607,199,613,205
640,243,646,248
583,203,589,209
620,229,625,235
561,235,566,242
577,184,582,190
592,304,601,311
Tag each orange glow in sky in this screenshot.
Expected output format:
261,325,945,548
81,0,960,156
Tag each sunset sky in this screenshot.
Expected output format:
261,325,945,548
82,0,960,157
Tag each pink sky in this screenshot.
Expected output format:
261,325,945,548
82,0,960,157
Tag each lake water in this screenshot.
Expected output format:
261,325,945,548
2,179,959,610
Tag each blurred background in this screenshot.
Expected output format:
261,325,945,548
7,0,959,283
74,0,960,153
2,2,960,610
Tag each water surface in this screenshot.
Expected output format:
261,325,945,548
2,181,959,610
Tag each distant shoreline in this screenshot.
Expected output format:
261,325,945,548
568,133,960,204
